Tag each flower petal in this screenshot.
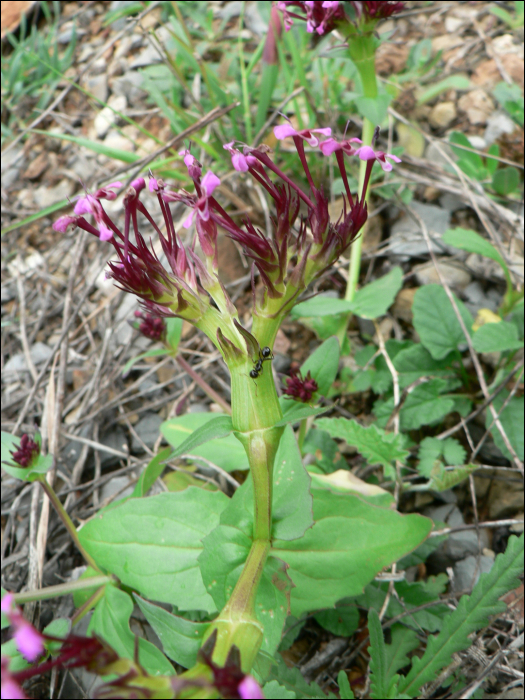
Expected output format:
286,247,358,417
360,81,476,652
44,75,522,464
201,171,221,197
274,124,298,140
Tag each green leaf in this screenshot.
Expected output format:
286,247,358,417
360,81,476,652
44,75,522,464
303,429,347,475
131,447,171,498
292,296,353,317
161,414,246,472
398,534,524,696
314,603,359,637
166,317,183,352
442,438,467,466
429,463,478,491
133,594,208,668
199,527,290,657
272,425,314,541
272,488,433,617
265,656,337,699
473,320,523,353
448,131,485,179
78,488,229,613
486,391,524,461
442,228,509,275
486,143,500,176
355,93,392,125
418,437,466,478
300,336,340,395
349,267,403,319
88,585,174,676
122,348,169,375
382,379,455,431
393,344,455,388
385,625,420,676
276,401,329,426
416,76,470,105
369,608,388,700
263,680,297,699
412,285,473,359
315,417,409,479
337,670,355,699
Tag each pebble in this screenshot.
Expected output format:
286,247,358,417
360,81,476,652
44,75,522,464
131,412,163,452
452,553,494,592
4,342,53,375
387,201,451,261
414,260,472,290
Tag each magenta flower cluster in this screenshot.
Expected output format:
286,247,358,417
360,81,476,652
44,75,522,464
53,123,399,337
277,1,405,35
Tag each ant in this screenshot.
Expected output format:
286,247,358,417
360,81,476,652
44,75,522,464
249,346,274,387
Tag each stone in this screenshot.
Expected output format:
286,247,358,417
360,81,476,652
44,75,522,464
485,110,518,146
93,95,127,138
392,288,417,323
99,425,128,469
424,503,489,566
388,201,451,261
458,89,495,125
453,554,494,592
131,412,163,453
463,281,501,315
3,342,53,376
429,101,457,129
414,260,472,290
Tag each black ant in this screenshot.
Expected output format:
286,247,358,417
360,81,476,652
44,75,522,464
249,346,274,387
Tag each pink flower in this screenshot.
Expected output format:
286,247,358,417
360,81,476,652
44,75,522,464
72,182,122,241
319,136,362,156
179,149,202,179
354,144,402,172
1,593,44,663
223,142,257,172
273,124,332,147
238,675,265,699
182,171,221,228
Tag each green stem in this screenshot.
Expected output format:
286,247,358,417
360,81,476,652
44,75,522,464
297,417,308,452
38,477,101,573
11,576,111,604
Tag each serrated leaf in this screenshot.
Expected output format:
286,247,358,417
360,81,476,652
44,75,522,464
429,463,478,491
315,417,409,479
349,267,404,319
442,438,467,466
263,680,297,699
385,625,420,677
133,594,208,668
88,586,174,676
161,414,246,472
398,534,524,696
472,321,523,353
402,380,455,430
486,391,524,461
417,437,443,478
265,656,337,699
369,608,388,700
337,670,355,699
78,488,228,613
310,470,394,509
412,285,473,359
273,489,432,617
300,336,340,395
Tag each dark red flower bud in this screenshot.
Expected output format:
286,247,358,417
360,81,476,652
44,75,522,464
283,370,318,402
133,310,166,341
10,434,40,468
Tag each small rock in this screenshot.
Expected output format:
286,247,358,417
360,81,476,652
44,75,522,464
111,71,148,104
424,503,489,566
439,193,465,212
424,141,456,168
131,412,162,453
93,95,127,138
103,130,134,153
188,403,210,414
463,281,501,315
429,101,456,129
392,288,417,323
485,110,518,146
466,253,505,281
4,342,53,375
458,89,495,125
99,425,128,469
83,74,108,104
388,201,451,261
453,554,494,592
99,475,135,503
414,260,472,290
33,178,75,209
488,478,525,520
